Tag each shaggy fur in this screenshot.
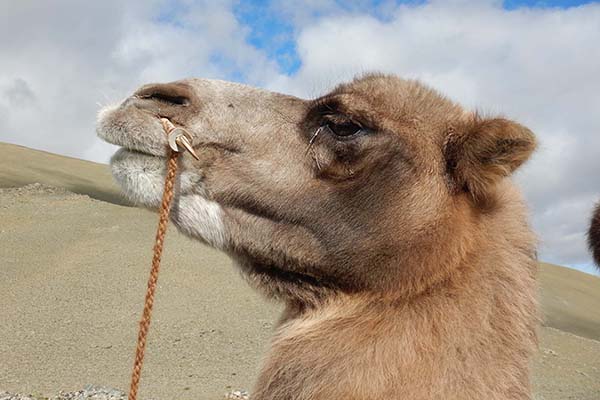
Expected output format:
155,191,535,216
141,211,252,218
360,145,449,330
589,203,600,266
97,73,538,399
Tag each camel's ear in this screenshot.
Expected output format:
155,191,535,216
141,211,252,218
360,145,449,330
444,116,536,203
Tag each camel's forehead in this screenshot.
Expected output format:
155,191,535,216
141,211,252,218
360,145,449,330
333,74,455,109
182,78,277,97
179,76,407,98
175,75,455,113
169,75,464,142
332,74,412,93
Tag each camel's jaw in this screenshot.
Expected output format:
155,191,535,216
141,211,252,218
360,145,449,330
96,95,230,250
108,147,228,249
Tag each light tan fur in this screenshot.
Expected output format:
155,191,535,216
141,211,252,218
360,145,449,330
97,74,538,399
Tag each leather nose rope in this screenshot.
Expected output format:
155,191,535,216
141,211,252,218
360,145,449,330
128,119,195,400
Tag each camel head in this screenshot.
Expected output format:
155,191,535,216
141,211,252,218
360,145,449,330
97,74,536,305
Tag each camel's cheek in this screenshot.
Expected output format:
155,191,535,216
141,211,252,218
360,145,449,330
171,194,229,249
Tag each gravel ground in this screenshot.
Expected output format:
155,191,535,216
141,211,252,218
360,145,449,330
0,386,127,400
0,386,249,400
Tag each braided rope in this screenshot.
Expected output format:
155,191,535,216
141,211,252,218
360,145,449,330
128,148,180,400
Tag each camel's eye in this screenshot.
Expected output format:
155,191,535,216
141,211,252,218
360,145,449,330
326,121,363,138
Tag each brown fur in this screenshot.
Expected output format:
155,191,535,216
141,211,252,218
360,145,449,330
98,73,539,399
589,203,600,266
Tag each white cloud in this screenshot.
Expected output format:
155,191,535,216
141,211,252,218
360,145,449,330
0,0,282,164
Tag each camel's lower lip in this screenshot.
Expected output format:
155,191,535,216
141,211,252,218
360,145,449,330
112,147,164,160
109,148,166,170
109,148,203,208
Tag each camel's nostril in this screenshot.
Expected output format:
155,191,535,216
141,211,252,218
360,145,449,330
142,92,189,106
133,83,193,107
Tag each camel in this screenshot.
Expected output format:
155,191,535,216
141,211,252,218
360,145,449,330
97,74,538,400
590,204,600,266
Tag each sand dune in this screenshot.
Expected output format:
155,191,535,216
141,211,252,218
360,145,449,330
1,142,598,400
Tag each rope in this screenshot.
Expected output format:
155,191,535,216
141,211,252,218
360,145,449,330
128,139,180,400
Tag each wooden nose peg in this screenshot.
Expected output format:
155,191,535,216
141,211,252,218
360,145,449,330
160,118,200,160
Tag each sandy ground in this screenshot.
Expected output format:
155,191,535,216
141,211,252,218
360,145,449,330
535,328,600,399
0,185,278,400
1,142,599,399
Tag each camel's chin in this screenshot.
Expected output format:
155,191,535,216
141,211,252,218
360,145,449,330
110,148,169,208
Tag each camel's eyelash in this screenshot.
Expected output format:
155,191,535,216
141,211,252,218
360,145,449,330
311,100,368,127
308,97,376,135
318,106,336,116
312,98,340,116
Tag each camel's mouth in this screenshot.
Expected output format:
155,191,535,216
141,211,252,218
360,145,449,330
96,94,218,213
95,101,170,207
96,102,172,159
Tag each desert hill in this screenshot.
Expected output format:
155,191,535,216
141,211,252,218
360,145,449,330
1,142,598,399
539,262,600,341
0,142,126,206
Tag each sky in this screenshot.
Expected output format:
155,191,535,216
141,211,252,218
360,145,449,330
0,0,599,274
